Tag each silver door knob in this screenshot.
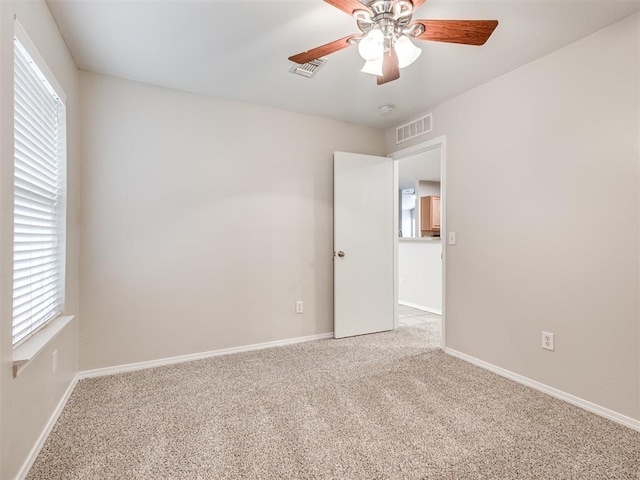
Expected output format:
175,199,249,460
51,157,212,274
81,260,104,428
338,251,345,258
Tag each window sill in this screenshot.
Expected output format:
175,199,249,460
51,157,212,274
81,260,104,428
13,315,75,378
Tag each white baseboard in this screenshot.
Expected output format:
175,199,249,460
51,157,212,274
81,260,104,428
399,301,442,316
16,335,638,480
78,332,335,379
445,348,640,432
17,332,334,479
16,374,79,480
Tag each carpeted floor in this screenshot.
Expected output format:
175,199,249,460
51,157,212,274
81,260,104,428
28,323,639,479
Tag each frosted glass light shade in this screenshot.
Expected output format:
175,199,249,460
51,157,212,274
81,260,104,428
358,29,384,62
395,35,422,68
361,58,383,76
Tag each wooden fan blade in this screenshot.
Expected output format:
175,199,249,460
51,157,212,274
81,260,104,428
411,19,499,46
377,49,400,85
324,0,370,16
288,34,358,65
411,0,428,9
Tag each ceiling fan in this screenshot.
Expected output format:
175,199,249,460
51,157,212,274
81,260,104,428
288,0,498,85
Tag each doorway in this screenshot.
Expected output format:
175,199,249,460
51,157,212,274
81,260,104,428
390,136,447,348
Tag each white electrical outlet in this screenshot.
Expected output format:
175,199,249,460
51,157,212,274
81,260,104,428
295,301,304,314
52,350,58,373
542,332,554,351
399,277,404,286
448,231,457,245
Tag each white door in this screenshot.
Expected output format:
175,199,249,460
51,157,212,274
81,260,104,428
334,151,394,338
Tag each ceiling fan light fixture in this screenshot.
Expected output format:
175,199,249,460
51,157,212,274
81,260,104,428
288,0,499,85
393,0,413,20
361,58,383,76
358,28,384,61
395,35,422,68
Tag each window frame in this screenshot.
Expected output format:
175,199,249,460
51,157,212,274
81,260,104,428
12,20,68,348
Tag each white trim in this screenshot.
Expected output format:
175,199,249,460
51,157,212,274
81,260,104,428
393,161,399,330
17,332,334,478
79,332,334,379
388,136,446,161
398,301,442,316
16,375,78,480
13,316,75,378
13,19,66,102
390,135,447,348
446,348,640,432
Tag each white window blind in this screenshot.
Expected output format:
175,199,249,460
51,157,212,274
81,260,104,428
12,32,67,347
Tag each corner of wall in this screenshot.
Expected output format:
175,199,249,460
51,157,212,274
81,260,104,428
0,1,81,478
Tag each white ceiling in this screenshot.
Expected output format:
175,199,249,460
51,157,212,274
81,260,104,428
398,148,441,189
45,0,640,129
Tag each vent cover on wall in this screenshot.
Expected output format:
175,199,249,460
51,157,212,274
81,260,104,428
289,58,327,78
396,113,433,144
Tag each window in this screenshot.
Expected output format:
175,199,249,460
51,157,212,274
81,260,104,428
12,25,67,347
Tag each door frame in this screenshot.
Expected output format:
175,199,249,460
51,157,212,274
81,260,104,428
388,135,447,348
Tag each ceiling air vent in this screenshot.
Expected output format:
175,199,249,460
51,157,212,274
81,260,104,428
396,113,433,144
289,58,327,78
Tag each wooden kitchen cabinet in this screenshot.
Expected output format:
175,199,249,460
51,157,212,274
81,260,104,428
420,195,440,236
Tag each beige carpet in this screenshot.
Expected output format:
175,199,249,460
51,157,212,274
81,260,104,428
28,323,639,479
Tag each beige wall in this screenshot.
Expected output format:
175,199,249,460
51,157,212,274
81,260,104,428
0,1,80,478
1,8,635,477
386,14,640,420
79,71,385,370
